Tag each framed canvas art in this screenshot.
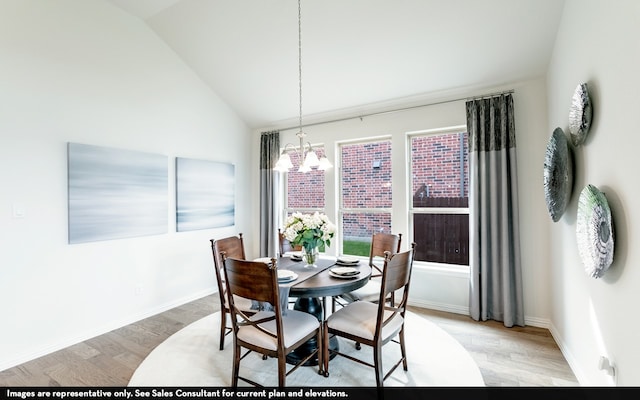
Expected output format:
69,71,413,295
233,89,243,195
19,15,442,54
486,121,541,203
175,157,235,231
67,143,168,244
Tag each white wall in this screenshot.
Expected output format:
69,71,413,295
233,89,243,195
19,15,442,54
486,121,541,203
0,0,252,371
252,78,553,323
546,0,640,386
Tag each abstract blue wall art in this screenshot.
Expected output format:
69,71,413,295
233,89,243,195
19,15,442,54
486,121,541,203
67,143,168,244
175,157,235,231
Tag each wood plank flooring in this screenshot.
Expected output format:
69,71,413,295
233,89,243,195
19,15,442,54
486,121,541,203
0,294,579,387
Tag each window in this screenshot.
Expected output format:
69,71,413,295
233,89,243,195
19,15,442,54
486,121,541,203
284,147,327,213
409,129,469,266
339,140,392,256
281,146,327,250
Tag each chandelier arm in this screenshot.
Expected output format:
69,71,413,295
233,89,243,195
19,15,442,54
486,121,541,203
282,143,298,153
282,142,304,161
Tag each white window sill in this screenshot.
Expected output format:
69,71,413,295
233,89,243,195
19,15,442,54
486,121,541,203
413,261,470,277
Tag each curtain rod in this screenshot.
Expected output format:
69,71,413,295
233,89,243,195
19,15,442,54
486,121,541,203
274,89,514,132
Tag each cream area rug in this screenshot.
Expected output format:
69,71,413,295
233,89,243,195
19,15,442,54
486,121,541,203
128,311,484,387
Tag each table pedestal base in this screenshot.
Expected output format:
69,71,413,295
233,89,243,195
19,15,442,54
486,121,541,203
286,297,338,366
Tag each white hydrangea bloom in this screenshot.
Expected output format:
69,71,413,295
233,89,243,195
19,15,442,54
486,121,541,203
282,211,335,251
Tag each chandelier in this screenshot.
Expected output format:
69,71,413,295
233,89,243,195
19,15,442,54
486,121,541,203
274,0,332,173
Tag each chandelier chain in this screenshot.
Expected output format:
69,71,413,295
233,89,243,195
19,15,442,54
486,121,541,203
298,0,303,136
272,0,332,172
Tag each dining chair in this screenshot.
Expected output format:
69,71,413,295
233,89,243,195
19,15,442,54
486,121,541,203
332,232,402,312
322,242,416,387
278,228,301,256
222,255,323,387
210,234,254,351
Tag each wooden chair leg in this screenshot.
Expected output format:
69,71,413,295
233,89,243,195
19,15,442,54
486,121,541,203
322,322,330,377
316,328,324,376
277,352,286,387
232,344,241,387
219,311,227,350
373,344,383,387
399,328,408,370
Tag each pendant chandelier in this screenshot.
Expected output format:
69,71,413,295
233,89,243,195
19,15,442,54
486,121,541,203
274,0,332,173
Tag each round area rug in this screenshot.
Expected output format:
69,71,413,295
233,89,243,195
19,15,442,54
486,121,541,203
128,311,484,387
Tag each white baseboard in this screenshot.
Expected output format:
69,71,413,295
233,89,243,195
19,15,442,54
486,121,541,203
408,298,469,315
408,299,553,330
548,321,586,386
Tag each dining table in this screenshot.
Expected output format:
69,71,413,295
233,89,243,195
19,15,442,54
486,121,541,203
273,254,372,366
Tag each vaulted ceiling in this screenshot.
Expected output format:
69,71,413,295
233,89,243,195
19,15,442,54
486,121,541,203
107,0,565,129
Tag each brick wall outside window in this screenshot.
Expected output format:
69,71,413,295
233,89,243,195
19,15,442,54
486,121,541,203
286,148,326,209
341,141,392,238
285,133,468,253
412,133,468,203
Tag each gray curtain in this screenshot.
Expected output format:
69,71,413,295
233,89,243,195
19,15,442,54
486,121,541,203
259,131,280,257
467,94,524,327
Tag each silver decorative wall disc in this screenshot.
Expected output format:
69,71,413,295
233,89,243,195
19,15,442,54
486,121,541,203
569,83,592,146
543,127,573,222
576,184,614,279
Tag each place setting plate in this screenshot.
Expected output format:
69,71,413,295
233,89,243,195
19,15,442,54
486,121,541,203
329,266,360,279
335,255,360,266
254,257,274,264
277,269,298,283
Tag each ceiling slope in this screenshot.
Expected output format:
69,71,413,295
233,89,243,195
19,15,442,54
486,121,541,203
107,0,565,129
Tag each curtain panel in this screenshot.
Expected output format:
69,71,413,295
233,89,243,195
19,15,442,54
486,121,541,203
466,94,524,327
260,131,280,258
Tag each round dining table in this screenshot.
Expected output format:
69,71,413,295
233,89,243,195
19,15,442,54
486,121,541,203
276,255,372,366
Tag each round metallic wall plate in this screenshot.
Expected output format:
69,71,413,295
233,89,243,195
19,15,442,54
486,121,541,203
576,184,614,279
543,127,573,222
569,82,593,146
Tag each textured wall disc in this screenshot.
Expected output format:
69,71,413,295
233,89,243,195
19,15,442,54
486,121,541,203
543,127,573,222
576,184,614,278
569,83,592,146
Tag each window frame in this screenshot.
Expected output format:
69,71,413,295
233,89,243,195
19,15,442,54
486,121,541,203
281,144,328,217
407,126,470,272
337,136,393,256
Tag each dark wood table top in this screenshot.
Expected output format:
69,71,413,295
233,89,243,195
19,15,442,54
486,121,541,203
277,256,372,298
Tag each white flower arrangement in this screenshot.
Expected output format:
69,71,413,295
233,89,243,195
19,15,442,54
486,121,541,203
283,212,336,254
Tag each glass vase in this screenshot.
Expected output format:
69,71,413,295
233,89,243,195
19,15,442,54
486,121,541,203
302,245,319,268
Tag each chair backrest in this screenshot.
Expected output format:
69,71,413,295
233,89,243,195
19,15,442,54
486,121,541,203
210,234,246,309
369,232,402,275
278,228,301,256
222,256,284,344
376,242,416,335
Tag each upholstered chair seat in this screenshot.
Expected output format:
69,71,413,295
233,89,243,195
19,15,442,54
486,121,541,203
237,310,320,350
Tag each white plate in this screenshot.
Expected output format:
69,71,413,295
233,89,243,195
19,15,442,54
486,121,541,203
277,271,298,283
330,266,359,276
278,270,296,279
337,255,359,263
329,270,360,279
336,260,360,266
253,257,274,264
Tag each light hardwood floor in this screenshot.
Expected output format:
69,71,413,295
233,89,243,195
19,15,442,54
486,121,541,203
0,294,579,387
